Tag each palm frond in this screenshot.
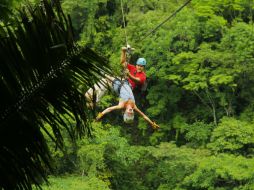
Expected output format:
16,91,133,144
0,0,111,189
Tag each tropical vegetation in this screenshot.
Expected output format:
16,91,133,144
2,0,254,189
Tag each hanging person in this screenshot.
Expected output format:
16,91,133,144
85,75,160,130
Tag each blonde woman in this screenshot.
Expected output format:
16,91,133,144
85,76,159,129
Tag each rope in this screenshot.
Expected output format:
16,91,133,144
120,0,128,46
120,0,132,80
139,0,192,42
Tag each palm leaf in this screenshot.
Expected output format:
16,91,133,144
0,0,111,189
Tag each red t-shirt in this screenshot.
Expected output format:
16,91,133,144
127,64,146,89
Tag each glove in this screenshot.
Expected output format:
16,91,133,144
151,121,160,129
96,112,104,121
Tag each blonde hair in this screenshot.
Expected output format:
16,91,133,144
123,112,134,123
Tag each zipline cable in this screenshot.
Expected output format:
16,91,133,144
120,0,129,46
139,0,192,42
120,0,134,81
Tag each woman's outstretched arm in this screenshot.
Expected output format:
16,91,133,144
96,104,123,120
134,106,160,129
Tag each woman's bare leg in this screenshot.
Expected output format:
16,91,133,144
85,75,115,107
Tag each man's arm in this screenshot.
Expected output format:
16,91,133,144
121,47,127,67
126,70,141,83
121,46,144,83
126,66,146,84
134,106,160,129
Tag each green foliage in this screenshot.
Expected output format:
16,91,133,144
146,81,177,117
0,0,16,20
193,0,254,23
77,122,119,180
183,121,214,148
148,143,210,190
220,22,254,71
43,121,79,174
208,117,254,155
35,175,110,190
240,103,254,123
0,0,111,189
183,154,254,190
42,0,254,189
12,0,254,189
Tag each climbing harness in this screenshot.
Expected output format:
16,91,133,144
112,78,132,95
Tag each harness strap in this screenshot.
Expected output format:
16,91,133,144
112,78,131,94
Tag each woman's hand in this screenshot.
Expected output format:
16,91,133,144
96,112,104,121
151,121,160,129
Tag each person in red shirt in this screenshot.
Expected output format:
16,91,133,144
121,47,147,91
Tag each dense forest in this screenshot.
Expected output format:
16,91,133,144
2,0,254,189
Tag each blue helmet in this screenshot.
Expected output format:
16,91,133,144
136,58,146,66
